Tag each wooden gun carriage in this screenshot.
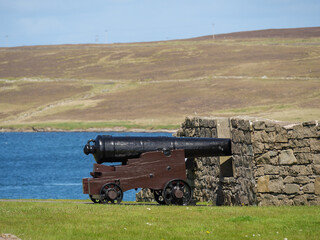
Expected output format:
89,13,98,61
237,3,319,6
82,135,231,205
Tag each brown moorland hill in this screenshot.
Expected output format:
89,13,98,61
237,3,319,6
188,26,320,40
0,27,320,130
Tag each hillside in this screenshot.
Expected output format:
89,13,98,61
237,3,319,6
188,27,320,40
0,27,320,130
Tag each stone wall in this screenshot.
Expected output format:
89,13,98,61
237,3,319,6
136,116,320,206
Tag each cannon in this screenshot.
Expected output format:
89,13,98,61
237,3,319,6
82,135,231,205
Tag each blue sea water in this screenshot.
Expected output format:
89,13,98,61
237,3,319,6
0,132,172,201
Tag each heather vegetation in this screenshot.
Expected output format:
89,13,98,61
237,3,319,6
1,28,319,130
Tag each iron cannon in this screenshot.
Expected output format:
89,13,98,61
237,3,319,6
84,135,231,164
82,135,231,205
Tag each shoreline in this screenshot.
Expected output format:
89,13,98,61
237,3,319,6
0,126,177,133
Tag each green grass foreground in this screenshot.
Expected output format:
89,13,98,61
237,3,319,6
1,201,320,240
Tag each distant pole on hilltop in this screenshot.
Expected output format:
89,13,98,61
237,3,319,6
95,35,99,43
105,30,108,44
5,35,8,47
212,24,215,40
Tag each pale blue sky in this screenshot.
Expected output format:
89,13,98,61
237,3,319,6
0,0,319,47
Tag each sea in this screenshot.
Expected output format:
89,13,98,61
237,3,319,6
0,131,172,201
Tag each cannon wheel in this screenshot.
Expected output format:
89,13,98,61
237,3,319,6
162,179,192,206
89,195,101,204
100,183,123,204
152,189,166,205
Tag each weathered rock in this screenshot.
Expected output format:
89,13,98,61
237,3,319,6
295,153,314,164
302,120,318,127
253,141,264,154
294,176,311,184
310,138,320,151
279,149,297,165
293,195,308,205
315,177,320,195
289,165,313,176
314,154,320,164
303,183,315,193
268,178,284,193
136,188,154,202
313,165,320,175
237,119,251,131
284,176,295,184
256,152,271,164
289,139,309,148
257,176,270,192
252,121,265,130
264,165,279,175
232,129,244,143
284,184,300,194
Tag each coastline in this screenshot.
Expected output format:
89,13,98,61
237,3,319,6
0,126,177,133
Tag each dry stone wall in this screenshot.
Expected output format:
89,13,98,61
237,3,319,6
136,116,320,206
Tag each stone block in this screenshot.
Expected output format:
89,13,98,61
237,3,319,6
184,128,195,137
315,177,320,195
184,117,192,128
275,134,288,143
314,154,320,164
208,119,216,128
294,176,311,184
313,164,320,175
303,183,315,193
310,138,320,151
284,176,294,184
289,165,313,176
295,153,313,164
279,149,297,165
231,129,244,143
289,139,309,148
293,195,308,205
253,141,264,154
252,121,265,130
230,118,238,128
175,128,185,137
293,147,311,153
275,127,288,143
265,124,276,132
199,128,213,138
254,167,264,177
256,152,271,164
264,165,280,175
243,131,252,144
237,119,251,131
262,131,276,143
199,118,209,127
279,166,290,176
268,178,284,193
302,120,318,127
192,117,200,127
289,125,302,139
257,175,269,192
284,184,300,194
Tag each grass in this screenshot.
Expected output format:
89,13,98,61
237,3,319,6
0,201,320,240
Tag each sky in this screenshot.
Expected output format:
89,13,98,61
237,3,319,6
0,0,319,47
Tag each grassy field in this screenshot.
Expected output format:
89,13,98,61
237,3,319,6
1,27,320,130
0,201,320,240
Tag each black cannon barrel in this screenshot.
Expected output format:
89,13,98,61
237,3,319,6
84,135,231,164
